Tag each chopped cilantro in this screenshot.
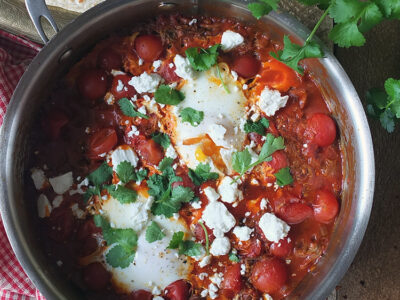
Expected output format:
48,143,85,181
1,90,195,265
248,0,279,19
106,184,137,204
274,167,294,186
118,98,149,119
180,107,204,127
185,44,220,71
158,157,174,171
188,163,219,186
145,221,166,243
167,231,203,257
154,85,185,105
244,117,270,136
152,132,171,149
88,162,113,186
229,252,240,262
94,215,138,268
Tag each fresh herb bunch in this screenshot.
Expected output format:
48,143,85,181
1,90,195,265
248,0,400,131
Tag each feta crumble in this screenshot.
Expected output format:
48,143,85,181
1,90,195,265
202,201,235,233
218,176,239,203
52,195,63,208
260,198,268,210
128,72,162,94
208,124,227,147
199,255,212,268
210,237,231,256
71,203,86,219
258,87,289,116
233,226,253,241
49,172,73,195
259,212,290,243
174,54,195,80
203,186,220,202
165,145,178,159
31,168,47,190
37,194,51,218
152,60,162,72
221,30,244,52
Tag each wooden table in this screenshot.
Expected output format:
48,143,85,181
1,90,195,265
1,0,399,299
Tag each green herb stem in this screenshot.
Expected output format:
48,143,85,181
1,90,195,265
216,64,230,94
198,221,209,256
305,4,332,44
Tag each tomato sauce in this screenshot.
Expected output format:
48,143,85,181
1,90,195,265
27,14,342,300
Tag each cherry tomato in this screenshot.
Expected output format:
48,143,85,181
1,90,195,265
128,290,153,300
111,74,137,100
135,35,163,62
270,237,293,258
232,55,260,78
77,68,108,101
97,48,122,71
42,110,69,140
87,128,118,160
83,262,110,291
159,61,180,83
250,257,288,294
193,223,214,244
313,190,339,223
132,136,164,166
267,150,288,171
164,279,190,300
93,106,121,128
172,168,196,190
237,238,262,258
306,113,337,147
278,203,313,224
222,264,243,293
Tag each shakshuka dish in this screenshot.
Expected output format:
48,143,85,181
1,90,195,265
27,14,342,300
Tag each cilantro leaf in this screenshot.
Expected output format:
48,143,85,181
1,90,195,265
185,45,220,71
188,163,219,186
232,149,252,175
379,109,395,132
152,132,171,149
88,162,113,186
154,85,185,105
297,0,330,10
274,167,293,186
259,134,285,161
158,157,174,172
116,161,136,183
375,0,400,19
180,107,204,127
106,244,136,268
229,252,240,262
145,221,166,243
106,184,137,204
248,0,279,19
244,117,270,135
170,185,194,203
135,169,148,183
328,0,383,48
270,35,324,74
118,98,149,119
167,231,184,249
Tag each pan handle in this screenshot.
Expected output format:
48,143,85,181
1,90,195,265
25,0,59,44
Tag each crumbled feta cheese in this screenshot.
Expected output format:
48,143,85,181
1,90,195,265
202,201,235,233
250,111,260,122
258,87,289,116
218,176,239,203
169,62,174,68
199,272,208,280
138,57,144,66
152,285,161,295
152,60,162,72
260,198,268,210
174,54,195,80
49,172,73,195
52,195,63,208
199,255,212,268
210,237,231,256
233,226,253,241
128,72,162,94
208,124,227,147
251,178,259,185
31,168,47,190
189,18,197,26
71,203,86,219
111,146,139,170
203,186,220,202
153,297,164,300
191,200,202,209
231,70,238,81
221,30,244,51
240,264,246,275
210,272,224,287
263,294,274,300
200,290,208,297
137,105,147,115
242,84,248,90
116,79,124,92
127,125,140,138
111,70,126,76
208,283,219,299
165,145,178,159
37,194,51,218
259,213,290,243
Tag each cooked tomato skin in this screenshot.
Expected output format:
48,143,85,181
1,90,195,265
77,68,108,101
135,35,163,62
130,135,164,166
83,262,110,291
278,203,313,224
159,61,180,83
232,55,261,78
97,48,122,71
87,128,118,160
306,113,337,147
164,279,191,300
270,237,294,258
111,74,137,100
237,238,263,258
313,189,339,223
268,150,288,171
128,290,153,300
222,264,243,293
250,257,288,294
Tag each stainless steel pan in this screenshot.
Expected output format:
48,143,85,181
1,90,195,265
0,0,375,299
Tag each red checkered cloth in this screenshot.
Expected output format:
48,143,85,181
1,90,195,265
0,30,44,300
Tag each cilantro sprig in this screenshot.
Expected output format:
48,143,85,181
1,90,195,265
94,215,138,268
244,117,270,136
84,162,113,202
185,44,221,71
367,78,400,132
145,221,166,243
154,85,185,105
116,161,147,184
167,231,204,257
152,132,171,149
106,184,137,204
248,0,279,19
188,163,219,186
118,98,149,119
274,167,294,186
232,133,285,179
180,107,204,127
